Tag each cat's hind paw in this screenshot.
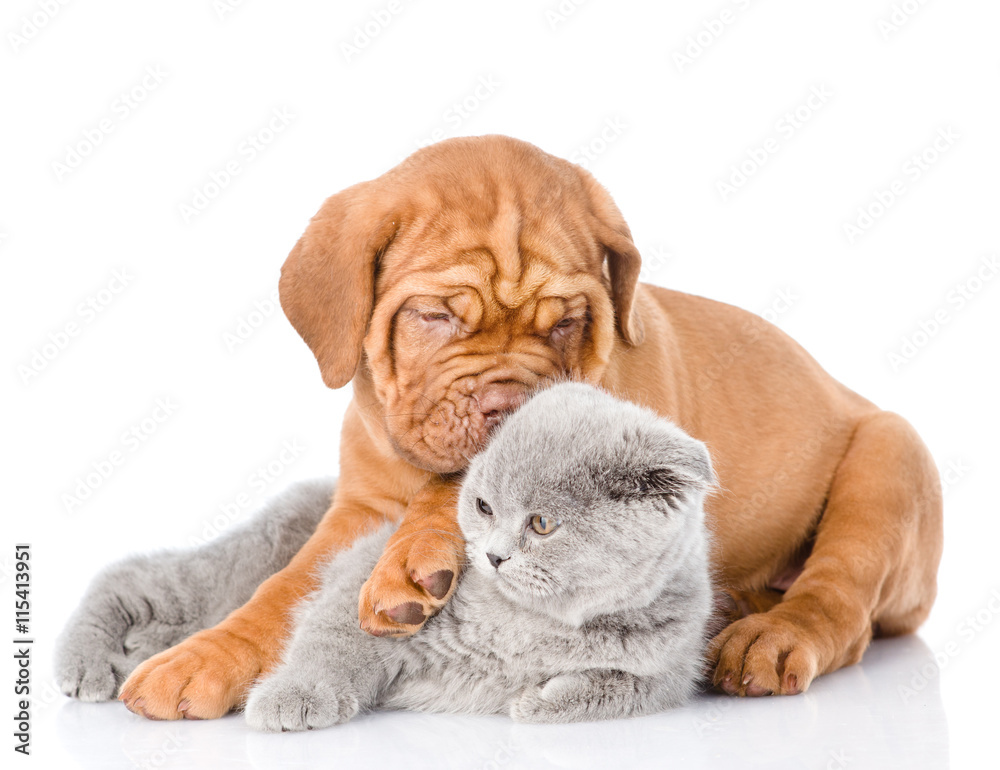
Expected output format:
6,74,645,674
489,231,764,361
244,676,359,732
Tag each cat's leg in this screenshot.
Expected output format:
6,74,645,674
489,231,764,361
245,526,399,733
510,669,693,724
55,479,333,704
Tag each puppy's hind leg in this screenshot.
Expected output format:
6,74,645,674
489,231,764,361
707,411,943,697
55,478,334,702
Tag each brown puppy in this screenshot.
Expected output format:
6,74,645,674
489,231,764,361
120,136,942,718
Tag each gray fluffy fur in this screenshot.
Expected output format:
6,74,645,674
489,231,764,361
244,383,714,729
54,479,333,702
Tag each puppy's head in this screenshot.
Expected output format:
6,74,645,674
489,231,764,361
280,135,643,473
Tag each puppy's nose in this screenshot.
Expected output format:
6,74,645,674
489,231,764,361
476,383,527,426
487,552,509,569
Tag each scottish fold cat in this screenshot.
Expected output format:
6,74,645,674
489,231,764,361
244,382,714,728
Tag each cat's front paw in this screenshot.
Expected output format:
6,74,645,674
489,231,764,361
510,674,588,724
54,630,130,702
245,676,359,732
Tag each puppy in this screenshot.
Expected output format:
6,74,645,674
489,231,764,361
116,135,941,718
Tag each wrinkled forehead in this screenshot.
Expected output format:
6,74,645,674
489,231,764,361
376,198,606,322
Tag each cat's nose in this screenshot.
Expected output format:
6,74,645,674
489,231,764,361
487,552,509,569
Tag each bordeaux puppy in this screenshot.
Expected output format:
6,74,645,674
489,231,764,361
117,135,942,718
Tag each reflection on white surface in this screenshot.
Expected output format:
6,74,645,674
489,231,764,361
54,635,947,769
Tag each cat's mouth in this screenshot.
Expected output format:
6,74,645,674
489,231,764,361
490,565,561,603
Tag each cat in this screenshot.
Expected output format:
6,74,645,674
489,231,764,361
244,382,715,729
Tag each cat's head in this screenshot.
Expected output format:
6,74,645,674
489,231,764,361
457,382,714,626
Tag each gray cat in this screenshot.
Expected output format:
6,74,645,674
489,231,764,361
244,382,714,729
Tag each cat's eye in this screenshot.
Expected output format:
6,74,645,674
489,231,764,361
530,514,559,535
476,498,493,516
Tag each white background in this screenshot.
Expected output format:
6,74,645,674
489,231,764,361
3,1,997,768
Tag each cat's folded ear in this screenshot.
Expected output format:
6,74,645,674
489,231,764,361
632,434,715,508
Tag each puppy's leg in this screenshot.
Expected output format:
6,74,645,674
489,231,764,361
118,492,392,720
358,476,464,637
708,410,942,696
706,588,784,641
55,479,332,703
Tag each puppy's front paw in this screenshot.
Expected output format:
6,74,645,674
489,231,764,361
510,674,587,724
358,528,461,638
119,627,258,720
245,676,358,732
707,612,820,697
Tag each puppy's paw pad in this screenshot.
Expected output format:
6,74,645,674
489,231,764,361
386,602,426,626
414,569,454,601
245,678,357,732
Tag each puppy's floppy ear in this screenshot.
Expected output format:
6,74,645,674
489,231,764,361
577,170,644,347
279,183,398,389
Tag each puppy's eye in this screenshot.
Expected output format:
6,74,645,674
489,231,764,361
549,317,578,339
420,312,451,323
529,514,559,535
476,498,493,516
